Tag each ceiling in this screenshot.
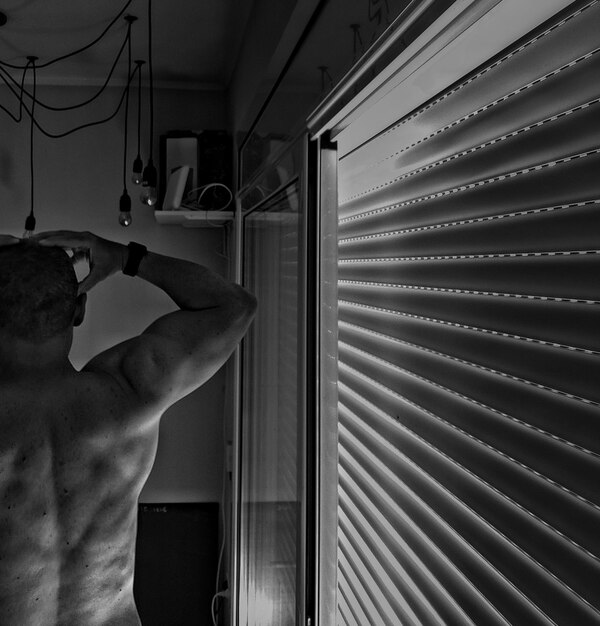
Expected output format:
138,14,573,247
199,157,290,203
0,0,252,90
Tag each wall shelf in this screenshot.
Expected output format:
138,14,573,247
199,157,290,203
154,210,234,228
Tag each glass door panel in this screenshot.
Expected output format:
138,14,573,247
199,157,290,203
239,180,305,626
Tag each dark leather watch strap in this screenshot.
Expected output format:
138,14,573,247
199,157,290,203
123,242,147,277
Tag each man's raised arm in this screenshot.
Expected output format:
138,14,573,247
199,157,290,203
36,230,257,407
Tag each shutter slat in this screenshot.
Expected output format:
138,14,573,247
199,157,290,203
336,588,357,626
338,155,600,236
338,287,600,354
339,200,600,257
338,250,600,303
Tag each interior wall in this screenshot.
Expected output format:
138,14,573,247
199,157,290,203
0,83,228,502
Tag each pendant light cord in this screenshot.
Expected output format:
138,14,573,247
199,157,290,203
0,28,129,113
0,5,140,138
123,21,133,190
0,0,133,70
147,0,154,160
29,58,36,220
1,63,140,140
0,58,31,122
136,61,142,157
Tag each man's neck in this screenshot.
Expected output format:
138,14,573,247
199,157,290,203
0,332,74,381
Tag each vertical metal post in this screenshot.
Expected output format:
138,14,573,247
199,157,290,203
315,132,339,626
230,196,244,626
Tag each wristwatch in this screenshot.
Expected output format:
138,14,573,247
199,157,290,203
123,242,148,276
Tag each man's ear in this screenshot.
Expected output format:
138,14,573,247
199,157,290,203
73,292,87,327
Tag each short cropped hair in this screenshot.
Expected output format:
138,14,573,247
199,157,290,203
0,241,78,341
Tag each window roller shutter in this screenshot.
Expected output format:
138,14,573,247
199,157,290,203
333,2,600,624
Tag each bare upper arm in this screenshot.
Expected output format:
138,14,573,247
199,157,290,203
84,293,256,409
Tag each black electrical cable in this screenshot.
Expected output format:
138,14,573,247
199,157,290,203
0,27,130,112
41,63,141,139
17,60,30,121
5,63,141,140
122,21,132,190
139,0,156,198
136,60,143,157
0,0,133,70
30,59,35,216
147,0,154,159
0,58,31,122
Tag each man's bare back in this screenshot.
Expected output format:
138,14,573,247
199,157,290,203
0,369,160,625
0,232,256,625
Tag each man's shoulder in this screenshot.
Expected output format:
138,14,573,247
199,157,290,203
82,333,185,413
74,358,167,436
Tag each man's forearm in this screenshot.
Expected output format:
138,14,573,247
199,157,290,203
129,248,254,314
35,230,254,314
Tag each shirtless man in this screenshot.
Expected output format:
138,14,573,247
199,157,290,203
0,231,256,625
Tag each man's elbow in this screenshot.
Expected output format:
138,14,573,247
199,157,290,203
231,285,258,323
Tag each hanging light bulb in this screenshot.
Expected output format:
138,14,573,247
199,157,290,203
119,189,132,226
23,214,36,238
131,60,145,185
140,157,157,206
132,154,143,185
119,212,132,226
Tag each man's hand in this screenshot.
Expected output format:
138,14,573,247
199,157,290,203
0,235,20,247
33,231,125,295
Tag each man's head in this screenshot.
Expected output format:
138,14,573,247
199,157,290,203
0,241,83,342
